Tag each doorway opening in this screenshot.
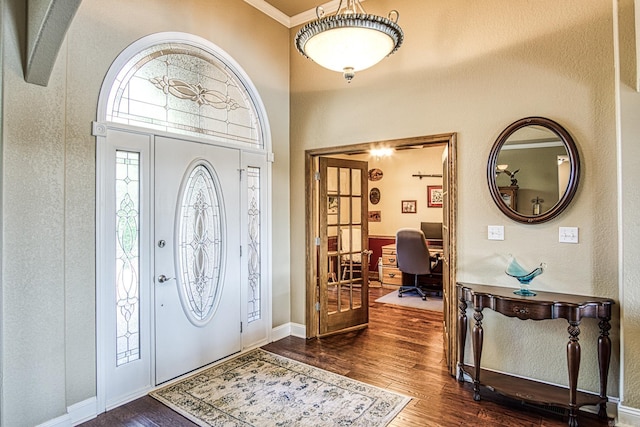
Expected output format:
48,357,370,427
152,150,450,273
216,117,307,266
305,133,458,374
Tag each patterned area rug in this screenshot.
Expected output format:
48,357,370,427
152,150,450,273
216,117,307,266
375,291,443,312
150,349,410,426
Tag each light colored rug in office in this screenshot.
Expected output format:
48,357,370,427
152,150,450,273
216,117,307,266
375,291,443,312
150,348,411,427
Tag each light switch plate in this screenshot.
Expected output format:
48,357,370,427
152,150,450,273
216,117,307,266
559,227,579,243
488,225,504,241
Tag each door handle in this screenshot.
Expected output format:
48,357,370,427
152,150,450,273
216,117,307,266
157,274,174,283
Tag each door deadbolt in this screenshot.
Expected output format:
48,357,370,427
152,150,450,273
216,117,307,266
158,240,166,248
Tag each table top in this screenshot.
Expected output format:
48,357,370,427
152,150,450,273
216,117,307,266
457,282,614,322
457,282,614,305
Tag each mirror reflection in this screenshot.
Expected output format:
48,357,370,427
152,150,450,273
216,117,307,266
495,126,569,216
487,117,580,224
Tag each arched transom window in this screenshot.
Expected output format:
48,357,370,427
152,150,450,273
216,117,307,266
105,42,263,148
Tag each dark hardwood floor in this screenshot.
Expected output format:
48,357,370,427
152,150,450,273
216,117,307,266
81,287,612,427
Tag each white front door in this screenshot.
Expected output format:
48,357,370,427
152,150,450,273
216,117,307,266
154,135,242,384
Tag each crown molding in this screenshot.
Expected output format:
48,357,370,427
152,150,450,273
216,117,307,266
244,0,344,28
243,0,291,27
290,0,342,28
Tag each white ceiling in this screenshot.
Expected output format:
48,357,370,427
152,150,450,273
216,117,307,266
263,0,322,17
243,0,344,28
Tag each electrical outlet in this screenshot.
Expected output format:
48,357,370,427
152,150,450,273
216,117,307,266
488,225,504,241
559,227,579,243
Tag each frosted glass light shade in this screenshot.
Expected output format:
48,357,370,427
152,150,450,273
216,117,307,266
304,27,396,73
295,12,403,82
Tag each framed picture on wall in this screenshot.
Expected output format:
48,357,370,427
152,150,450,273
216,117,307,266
401,200,417,213
369,188,381,205
427,186,443,208
368,211,381,222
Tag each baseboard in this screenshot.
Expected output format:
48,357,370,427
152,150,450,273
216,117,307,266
69,397,98,425
617,404,640,426
105,386,154,411
290,322,306,338
36,412,71,427
271,322,306,341
36,397,97,427
270,323,290,341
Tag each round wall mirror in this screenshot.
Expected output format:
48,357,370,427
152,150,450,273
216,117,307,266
487,117,580,224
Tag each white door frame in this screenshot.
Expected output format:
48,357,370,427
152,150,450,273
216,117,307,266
93,32,273,412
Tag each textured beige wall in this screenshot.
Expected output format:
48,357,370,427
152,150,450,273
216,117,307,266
3,1,69,422
1,0,290,425
346,146,445,236
620,80,640,416
619,0,640,413
291,0,620,396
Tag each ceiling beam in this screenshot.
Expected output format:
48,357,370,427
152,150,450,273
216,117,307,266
25,0,81,86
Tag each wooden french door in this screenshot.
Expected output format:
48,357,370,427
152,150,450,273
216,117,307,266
440,144,458,375
440,146,453,369
317,157,370,336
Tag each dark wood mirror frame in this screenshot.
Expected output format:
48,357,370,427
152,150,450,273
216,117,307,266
487,117,580,224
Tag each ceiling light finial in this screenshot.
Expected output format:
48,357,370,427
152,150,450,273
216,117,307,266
294,0,404,82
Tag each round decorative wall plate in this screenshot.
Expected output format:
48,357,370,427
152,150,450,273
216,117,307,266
370,188,381,204
368,168,383,181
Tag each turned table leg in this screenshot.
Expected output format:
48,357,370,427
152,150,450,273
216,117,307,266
472,307,484,401
597,317,612,418
457,295,468,382
567,321,581,427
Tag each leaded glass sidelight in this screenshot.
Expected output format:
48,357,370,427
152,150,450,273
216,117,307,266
115,151,140,366
247,167,261,323
176,160,224,326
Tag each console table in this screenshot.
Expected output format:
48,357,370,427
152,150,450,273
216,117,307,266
456,282,614,427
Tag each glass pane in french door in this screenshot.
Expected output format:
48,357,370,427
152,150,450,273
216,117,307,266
318,157,369,336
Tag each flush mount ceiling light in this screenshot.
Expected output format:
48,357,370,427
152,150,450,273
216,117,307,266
294,0,404,83
370,147,393,158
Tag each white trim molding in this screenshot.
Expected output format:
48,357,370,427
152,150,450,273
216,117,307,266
271,322,306,342
618,404,640,426
243,0,290,27
36,397,98,427
243,0,345,28
270,323,291,342
290,323,307,338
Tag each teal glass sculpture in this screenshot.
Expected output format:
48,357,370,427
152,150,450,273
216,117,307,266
505,256,545,296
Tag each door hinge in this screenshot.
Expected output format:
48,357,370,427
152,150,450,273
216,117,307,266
239,168,245,180
315,237,321,246
315,302,320,311
240,245,243,257
314,171,320,181
240,322,243,333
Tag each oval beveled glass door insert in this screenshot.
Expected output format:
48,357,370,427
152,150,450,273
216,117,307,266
176,160,224,326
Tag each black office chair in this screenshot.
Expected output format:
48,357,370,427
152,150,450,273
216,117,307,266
395,228,441,300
